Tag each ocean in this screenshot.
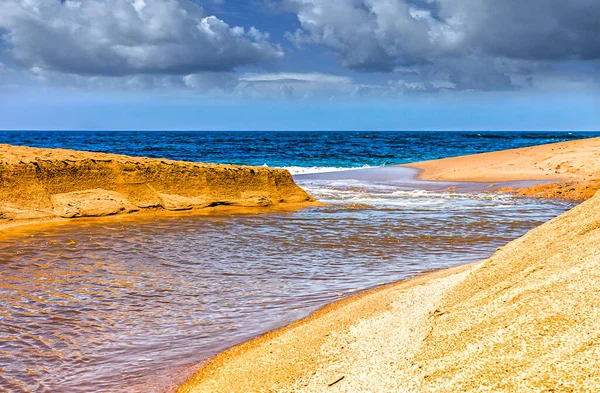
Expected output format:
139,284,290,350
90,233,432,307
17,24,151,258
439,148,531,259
1,130,599,173
0,131,597,393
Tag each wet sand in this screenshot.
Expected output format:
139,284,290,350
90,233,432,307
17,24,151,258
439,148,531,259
179,137,600,392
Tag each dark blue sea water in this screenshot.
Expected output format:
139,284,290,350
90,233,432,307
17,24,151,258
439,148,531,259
1,131,598,171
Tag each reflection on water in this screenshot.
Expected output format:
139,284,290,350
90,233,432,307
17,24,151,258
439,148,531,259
0,170,574,393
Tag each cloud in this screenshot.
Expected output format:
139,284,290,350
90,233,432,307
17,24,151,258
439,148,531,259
0,0,283,76
235,72,354,99
285,0,600,67
283,0,463,72
0,67,356,100
2,0,597,95
282,0,600,90
239,72,351,84
441,0,600,61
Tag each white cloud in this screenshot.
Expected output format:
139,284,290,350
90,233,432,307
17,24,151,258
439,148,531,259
239,72,351,84
284,0,461,71
0,0,283,76
233,72,354,99
0,69,356,99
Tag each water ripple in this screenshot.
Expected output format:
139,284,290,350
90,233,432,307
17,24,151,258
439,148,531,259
0,190,573,392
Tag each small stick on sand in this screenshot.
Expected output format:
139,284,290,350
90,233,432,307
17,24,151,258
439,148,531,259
328,376,345,387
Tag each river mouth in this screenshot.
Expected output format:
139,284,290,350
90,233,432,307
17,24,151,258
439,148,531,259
0,168,574,393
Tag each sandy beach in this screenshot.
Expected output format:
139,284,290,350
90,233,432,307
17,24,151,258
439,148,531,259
0,144,319,232
2,0,596,389
404,136,600,201
1,137,598,392
178,136,600,392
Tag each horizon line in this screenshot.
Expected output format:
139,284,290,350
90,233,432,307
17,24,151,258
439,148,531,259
1,129,600,132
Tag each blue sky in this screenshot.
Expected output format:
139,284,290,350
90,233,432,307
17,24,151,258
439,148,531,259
0,0,598,130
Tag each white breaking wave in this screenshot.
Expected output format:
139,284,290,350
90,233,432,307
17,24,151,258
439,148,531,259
267,164,378,175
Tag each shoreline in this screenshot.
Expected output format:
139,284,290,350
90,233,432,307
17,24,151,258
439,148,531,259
177,262,479,393
4,136,596,233
179,195,600,393
179,136,600,392
0,201,319,239
407,164,600,202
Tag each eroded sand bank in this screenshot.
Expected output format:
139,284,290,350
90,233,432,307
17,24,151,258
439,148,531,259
179,137,600,392
404,136,600,200
0,144,318,231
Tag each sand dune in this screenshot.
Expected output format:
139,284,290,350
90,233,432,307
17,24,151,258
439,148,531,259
0,144,317,231
179,136,600,392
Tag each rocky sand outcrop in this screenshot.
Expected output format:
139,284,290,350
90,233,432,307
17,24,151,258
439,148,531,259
0,144,317,229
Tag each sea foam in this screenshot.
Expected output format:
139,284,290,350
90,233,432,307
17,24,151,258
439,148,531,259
270,165,378,175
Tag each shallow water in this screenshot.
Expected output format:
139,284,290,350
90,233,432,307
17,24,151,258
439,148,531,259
0,169,575,393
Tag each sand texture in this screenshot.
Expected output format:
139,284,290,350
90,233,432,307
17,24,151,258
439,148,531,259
405,136,600,200
179,187,600,393
0,144,317,230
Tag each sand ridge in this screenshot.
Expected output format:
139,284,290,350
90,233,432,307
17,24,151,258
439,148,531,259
0,144,319,231
412,191,600,391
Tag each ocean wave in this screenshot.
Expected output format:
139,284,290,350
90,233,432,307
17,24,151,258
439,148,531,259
272,164,378,175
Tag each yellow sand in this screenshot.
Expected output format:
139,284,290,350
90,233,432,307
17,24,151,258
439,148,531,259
0,144,318,231
404,136,600,182
404,136,600,200
179,136,600,392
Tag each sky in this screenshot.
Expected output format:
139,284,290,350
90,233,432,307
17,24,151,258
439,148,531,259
0,0,598,130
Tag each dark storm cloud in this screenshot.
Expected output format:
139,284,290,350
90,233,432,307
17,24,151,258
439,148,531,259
436,0,600,62
285,0,600,66
283,0,600,90
0,0,283,76
1,0,598,93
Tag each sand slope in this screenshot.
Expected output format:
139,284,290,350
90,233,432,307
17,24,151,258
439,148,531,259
405,136,600,200
0,144,317,230
415,190,600,392
179,191,600,392
405,136,600,182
